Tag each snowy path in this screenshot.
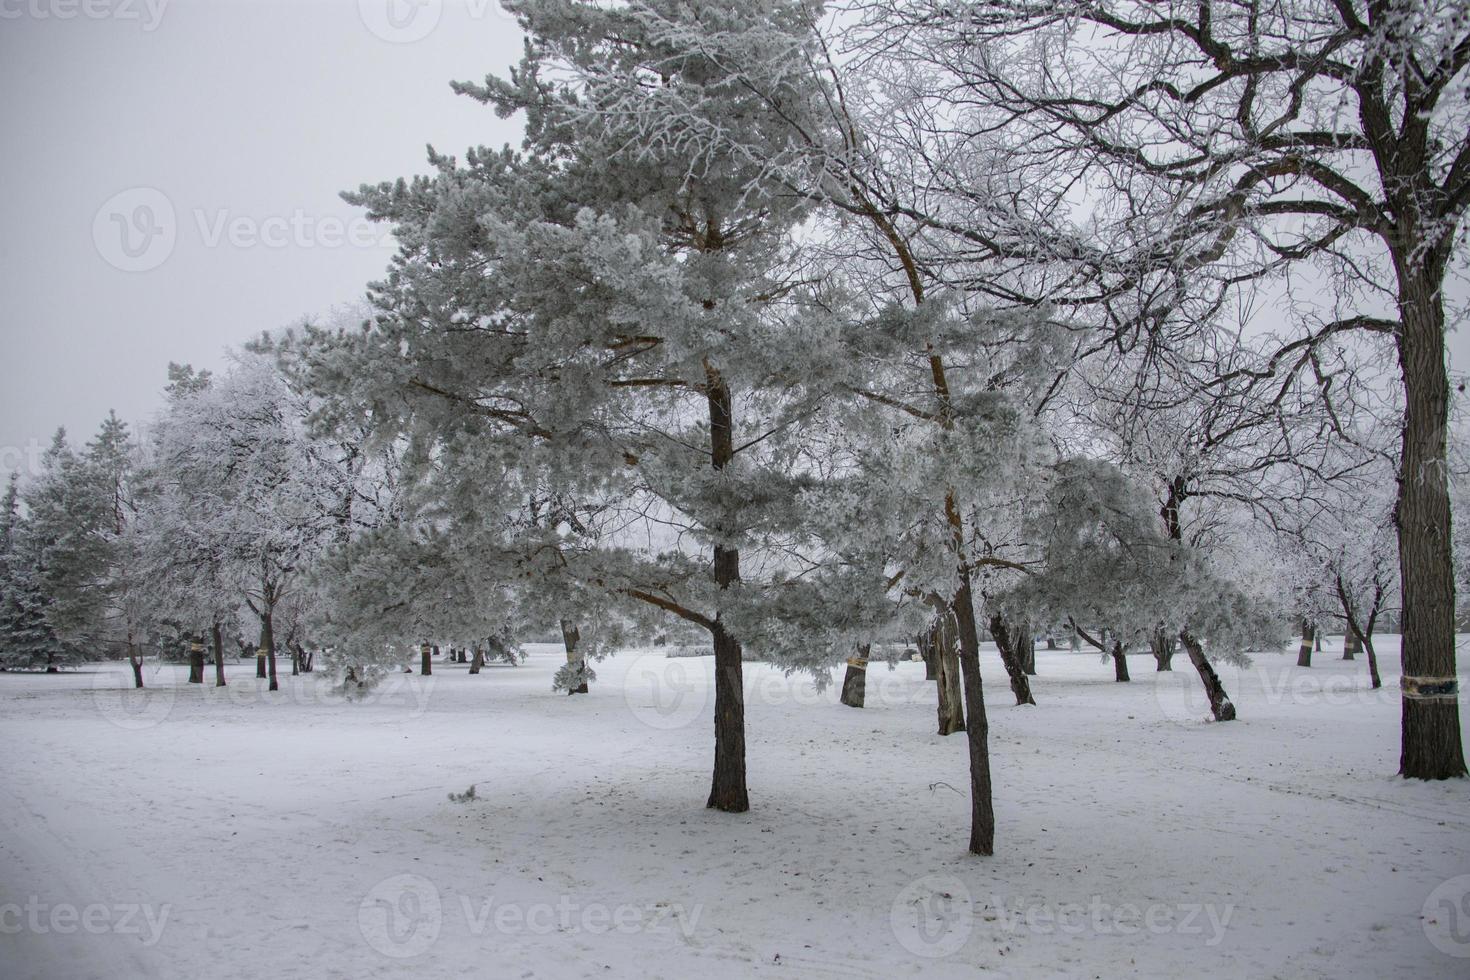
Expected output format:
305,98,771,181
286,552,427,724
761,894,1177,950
1,639,1466,978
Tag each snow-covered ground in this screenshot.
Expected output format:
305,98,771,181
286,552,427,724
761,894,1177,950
1,637,1467,979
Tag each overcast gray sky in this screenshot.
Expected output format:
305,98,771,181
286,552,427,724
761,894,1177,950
2,0,1465,480
0,0,525,476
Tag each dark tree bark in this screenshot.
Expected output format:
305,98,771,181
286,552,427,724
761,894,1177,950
469,645,483,675
561,619,588,694
255,644,267,678
1343,630,1361,660
187,636,205,684
1179,630,1234,721
705,374,748,813
1112,642,1130,682
840,643,870,708
211,623,226,687
951,572,994,856
987,614,1036,706
127,637,144,689
420,641,432,676
1297,619,1314,668
261,609,278,692
1395,257,1467,779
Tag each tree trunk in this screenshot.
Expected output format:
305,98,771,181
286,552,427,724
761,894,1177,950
561,619,588,694
1112,642,1130,682
932,615,966,736
420,641,432,676
919,631,938,681
128,637,144,689
1365,635,1383,690
188,637,205,684
469,645,482,675
1016,622,1036,676
987,614,1036,706
840,643,869,708
1151,628,1174,671
1343,630,1361,660
1394,257,1467,779
1297,619,1314,668
951,572,994,856
211,623,226,687
1180,630,1235,721
290,642,301,676
705,375,749,813
255,643,267,678
261,609,278,692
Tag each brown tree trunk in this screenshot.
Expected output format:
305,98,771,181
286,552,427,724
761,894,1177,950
1394,257,1467,779
1297,619,1314,668
420,641,432,676
1343,630,1361,660
561,619,588,694
987,614,1036,706
840,643,869,708
705,375,748,813
469,645,482,675
1112,642,1130,682
1365,635,1383,690
211,623,226,687
255,643,267,678
1180,630,1235,721
952,571,994,856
